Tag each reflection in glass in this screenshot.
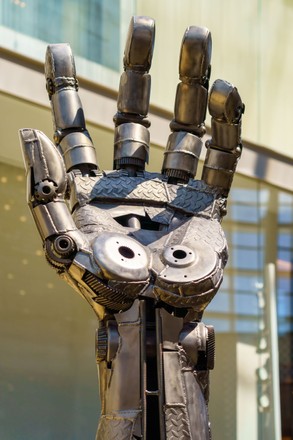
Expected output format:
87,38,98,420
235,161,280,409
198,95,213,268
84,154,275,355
0,0,121,71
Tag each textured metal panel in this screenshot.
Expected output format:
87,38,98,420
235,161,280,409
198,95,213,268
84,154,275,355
70,173,219,217
165,406,191,440
96,416,134,440
182,371,210,440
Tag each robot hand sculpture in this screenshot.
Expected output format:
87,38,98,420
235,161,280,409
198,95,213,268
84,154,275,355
19,16,244,440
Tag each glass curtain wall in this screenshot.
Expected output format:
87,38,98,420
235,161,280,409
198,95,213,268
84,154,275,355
0,0,121,71
272,189,293,440
206,175,293,440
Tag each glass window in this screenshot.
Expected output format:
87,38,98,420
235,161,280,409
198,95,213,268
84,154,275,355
207,291,231,313
1,0,121,70
234,293,259,316
259,184,293,439
206,174,293,440
232,248,263,270
235,318,259,333
0,0,135,89
278,231,293,248
278,294,293,318
230,203,260,223
233,274,260,293
278,192,293,224
232,230,264,248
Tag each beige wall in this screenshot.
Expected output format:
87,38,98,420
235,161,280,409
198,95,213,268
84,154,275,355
136,0,293,158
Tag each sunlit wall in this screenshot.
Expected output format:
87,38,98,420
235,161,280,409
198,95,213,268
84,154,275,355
136,0,293,159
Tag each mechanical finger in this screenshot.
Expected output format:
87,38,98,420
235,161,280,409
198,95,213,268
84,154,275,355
113,16,155,172
19,128,84,266
202,79,245,195
162,26,212,183
45,44,98,174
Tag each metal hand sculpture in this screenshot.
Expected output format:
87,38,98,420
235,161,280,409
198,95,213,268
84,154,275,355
19,16,244,440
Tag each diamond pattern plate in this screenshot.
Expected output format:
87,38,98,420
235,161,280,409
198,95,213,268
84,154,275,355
96,416,134,440
165,406,191,440
70,174,220,217
186,216,226,253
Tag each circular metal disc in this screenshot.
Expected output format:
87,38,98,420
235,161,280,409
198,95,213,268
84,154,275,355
93,232,150,281
159,241,218,283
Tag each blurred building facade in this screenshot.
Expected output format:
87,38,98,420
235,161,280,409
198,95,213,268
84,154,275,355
0,1,292,439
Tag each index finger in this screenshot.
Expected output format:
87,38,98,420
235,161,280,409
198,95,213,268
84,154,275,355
45,44,98,173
